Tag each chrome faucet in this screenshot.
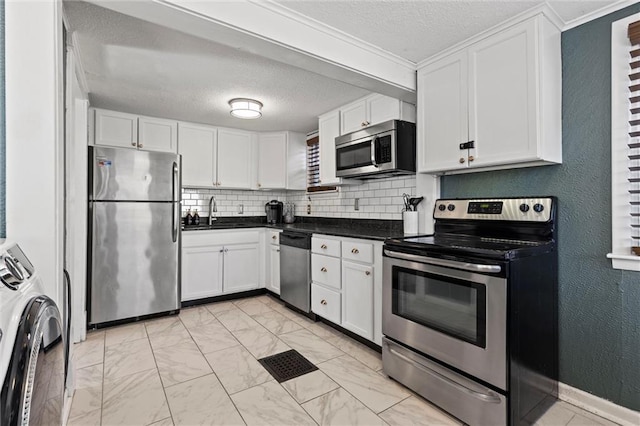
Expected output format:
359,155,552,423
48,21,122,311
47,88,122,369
209,196,217,225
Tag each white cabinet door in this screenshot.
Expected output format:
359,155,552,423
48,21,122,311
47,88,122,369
182,245,223,301
268,244,281,294
417,51,469,173
468,19,538,168
318,111,341,186
94,109,138,149
138,116,178,153
341,260,374,340
217,129,254,189
340,101,367,134
224,244,260,293
258,132,287,189
368,94,402,125
179,123,217,188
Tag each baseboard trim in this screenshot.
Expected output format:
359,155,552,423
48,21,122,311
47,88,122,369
558,382,640,426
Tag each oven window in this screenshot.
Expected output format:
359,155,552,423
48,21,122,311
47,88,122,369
336,141,373,170
392,266,487,348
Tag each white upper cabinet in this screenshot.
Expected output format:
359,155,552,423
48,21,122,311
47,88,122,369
257,132,306,190
178,122,217,188
340,94,416,135
138,116,178,153
217,128,256,189
417,13,561,174
93,109,178,153
94,109,138,149
318,111,341,186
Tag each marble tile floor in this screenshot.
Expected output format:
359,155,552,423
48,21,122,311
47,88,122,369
68,295,619,426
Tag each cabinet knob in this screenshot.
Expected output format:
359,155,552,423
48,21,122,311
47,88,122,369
321,244,327,249
468,155,475,162
351,248,359,254
272,235,277,240
258,183,262,188
217,182,221,186
138,143,143,148
459,157,466,164
361,121,369,127
365,271,371,276
320,299,327,305
321,267,327,272
131,142,137,147
277,249,280,252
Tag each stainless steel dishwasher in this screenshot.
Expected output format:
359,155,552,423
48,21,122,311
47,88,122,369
279,231,311,313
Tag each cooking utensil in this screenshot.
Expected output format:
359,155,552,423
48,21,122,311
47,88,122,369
402,193,411,211
409,197,424,211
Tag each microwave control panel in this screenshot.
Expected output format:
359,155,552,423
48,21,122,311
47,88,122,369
378,136,392,162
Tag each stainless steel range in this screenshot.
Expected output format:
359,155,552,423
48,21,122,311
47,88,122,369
382,197,558,426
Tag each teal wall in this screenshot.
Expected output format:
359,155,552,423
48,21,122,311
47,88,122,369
441,4,640,411
1,0,5,239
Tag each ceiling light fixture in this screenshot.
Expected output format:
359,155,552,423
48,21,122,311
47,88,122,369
229,98,263,119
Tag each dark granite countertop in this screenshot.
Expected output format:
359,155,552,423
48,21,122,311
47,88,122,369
182,216,407,241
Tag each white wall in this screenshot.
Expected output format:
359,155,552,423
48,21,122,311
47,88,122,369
5,0,64,305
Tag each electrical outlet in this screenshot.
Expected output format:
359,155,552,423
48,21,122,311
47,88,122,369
354,198,359,211
238,204,244,214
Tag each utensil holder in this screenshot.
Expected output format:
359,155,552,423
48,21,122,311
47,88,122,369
403,211,419,234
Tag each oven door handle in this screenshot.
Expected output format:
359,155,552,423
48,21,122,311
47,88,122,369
384,249,502,273
388,346,503,404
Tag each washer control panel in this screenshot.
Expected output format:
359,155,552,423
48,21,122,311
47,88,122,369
433,198,554,222
0,244,33,291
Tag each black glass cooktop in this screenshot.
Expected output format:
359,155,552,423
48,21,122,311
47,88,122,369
385,234,554,260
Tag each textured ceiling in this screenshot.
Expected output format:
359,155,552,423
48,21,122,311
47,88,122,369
63,1,370,133
65,0,618,134
276,0,617,63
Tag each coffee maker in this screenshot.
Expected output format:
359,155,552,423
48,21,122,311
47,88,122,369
265,200,283,224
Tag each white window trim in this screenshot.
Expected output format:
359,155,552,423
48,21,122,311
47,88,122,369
609,13,640,271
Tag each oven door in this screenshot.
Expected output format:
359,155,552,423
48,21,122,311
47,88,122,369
335,131,395,177
382,249,507,390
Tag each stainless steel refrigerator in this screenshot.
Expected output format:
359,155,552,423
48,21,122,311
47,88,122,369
88,146,181,326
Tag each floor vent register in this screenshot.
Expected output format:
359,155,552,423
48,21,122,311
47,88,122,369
258,349,318,382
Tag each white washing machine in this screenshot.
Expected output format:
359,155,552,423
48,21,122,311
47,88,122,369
0,240,67,425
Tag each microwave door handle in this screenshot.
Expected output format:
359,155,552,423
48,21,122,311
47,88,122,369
371,136,378,167
384,249,502,273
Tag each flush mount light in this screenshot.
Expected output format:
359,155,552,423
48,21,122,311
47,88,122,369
229,98,263,119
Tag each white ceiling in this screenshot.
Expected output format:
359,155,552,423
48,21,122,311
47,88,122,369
64,0,619,134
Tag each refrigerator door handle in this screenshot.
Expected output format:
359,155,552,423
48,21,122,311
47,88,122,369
172,161,179,203
172,161,179,243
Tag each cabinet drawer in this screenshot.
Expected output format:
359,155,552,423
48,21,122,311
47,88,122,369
311,284,341,324
312,254,341,290
268,230,281,245
312,236,341,257
341,240,374,264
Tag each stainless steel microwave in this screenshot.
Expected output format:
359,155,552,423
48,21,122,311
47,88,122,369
335,120,416,179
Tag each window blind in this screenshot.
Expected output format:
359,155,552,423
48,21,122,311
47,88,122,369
628,21,640,255
306,136,336,193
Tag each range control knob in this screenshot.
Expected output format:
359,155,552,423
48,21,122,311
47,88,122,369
438,204,446,211
519,203,530,213
447,204,455,211
533,203,545,213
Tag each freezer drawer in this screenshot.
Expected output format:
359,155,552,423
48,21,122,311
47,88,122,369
89,201,180,324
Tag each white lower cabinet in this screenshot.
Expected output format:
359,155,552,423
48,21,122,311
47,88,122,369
265,230,281,295
224,244,260,293
182,230,262,302
311,283,341,324
181,244,224,301
341,261,374,340
311,235,382,345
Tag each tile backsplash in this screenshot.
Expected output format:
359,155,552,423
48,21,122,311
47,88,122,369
181,175,416,221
